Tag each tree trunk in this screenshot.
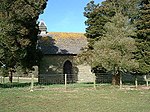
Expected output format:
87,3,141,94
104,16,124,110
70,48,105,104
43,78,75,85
112,73,120,85
112,66,120,85
9,70,13,83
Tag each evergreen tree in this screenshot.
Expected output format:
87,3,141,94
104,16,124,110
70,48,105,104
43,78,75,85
82,0,139,73
93,13,139,85
84,0,115,49
0,0,47,82
135,0,150,74
84,0,139,49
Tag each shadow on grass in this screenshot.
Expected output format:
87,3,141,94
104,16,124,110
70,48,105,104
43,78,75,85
0,82,38,88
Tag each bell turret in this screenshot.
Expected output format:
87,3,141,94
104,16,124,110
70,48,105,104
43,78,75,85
39,20,47,34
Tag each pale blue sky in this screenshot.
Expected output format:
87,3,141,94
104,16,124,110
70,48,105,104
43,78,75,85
39,0,104,33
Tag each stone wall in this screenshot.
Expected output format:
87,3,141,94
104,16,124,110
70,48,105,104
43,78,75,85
77,64,94,83
39,55,94,84
39,55,78,84
39,55,74,74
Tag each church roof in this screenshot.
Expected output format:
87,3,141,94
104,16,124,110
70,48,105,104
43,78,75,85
38,32,87,55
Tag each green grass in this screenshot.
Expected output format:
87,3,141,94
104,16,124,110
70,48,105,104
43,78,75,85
0,84,150,112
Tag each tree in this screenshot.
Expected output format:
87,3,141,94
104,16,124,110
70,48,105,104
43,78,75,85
84,0,139,49
82,0,140,75
0,0,47,82
135,0,150,74
92,13,139,85
84,0,115,49
0,0,17,80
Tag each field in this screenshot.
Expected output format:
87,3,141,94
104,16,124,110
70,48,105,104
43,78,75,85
0,84,150,112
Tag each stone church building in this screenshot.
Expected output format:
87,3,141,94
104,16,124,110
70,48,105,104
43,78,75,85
37,21,94,84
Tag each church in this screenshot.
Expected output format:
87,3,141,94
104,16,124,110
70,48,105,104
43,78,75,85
37,21,94,84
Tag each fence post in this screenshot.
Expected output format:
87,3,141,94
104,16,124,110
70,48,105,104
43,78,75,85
120,74,122,89
3,77,5,84
17,76,19,83
0,76,2,83
146,80,148,87
30,73,34,91
144,75,148,87
135,75,138,88
93,73,96,90
65,74,67,91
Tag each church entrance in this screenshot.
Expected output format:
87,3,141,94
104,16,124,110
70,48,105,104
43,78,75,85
63,60,73,83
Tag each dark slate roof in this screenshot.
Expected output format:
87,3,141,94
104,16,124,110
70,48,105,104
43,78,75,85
38,32,87,55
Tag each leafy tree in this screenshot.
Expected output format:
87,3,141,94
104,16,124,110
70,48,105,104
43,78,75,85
0,0,47,82
135,0,150,74
92,12,139,85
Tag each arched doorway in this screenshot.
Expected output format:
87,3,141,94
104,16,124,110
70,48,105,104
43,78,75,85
63,60,73,83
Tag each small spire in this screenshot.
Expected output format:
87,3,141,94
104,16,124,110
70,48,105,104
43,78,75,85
39,20,47,34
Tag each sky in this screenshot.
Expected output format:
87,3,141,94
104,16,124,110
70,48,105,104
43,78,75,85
39,0,104,33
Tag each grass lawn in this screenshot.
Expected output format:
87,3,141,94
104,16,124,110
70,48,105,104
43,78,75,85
0,84,150,112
